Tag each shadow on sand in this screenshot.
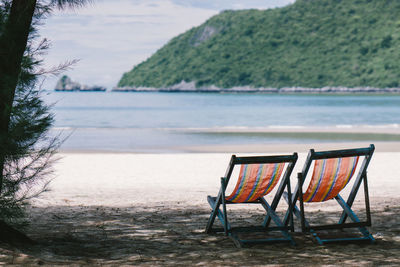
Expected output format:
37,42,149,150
1,203,399,265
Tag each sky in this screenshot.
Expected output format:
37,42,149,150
40,0,295,90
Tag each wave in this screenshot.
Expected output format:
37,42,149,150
49,124,400,134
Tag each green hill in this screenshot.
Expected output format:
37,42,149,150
118,0,400,89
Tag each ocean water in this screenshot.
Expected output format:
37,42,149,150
43,91,400,152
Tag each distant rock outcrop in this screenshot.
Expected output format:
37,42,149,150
55,75,106,92
190,25,221,47
112,84,400,93
55,75,80,91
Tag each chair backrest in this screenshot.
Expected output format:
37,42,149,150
299,144,375,203
303,156,359,202
226,163,286,203
223,154,298,203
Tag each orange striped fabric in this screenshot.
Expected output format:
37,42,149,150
302,156,359,203
225,163,285,203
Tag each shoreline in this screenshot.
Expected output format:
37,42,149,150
183,125,400,134
57,141,400,154
54,126,400,153
111,85,400,94
179,141,400,153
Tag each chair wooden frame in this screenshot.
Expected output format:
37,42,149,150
284,144,375,245
205,153,298,247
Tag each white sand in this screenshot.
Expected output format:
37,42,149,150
3,148,400,265
33,150,400,207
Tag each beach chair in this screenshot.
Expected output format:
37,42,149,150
285,144,375,245
205,153,298,247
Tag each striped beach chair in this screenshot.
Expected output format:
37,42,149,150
205,153,298,247
285,144,375,245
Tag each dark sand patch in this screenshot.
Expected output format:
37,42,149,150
1,200,399,266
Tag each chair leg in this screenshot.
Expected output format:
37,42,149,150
221,177,229,236
263,173,294,231
297,173,307,233
282,191,293,226
205,194,220,233
260,198,296,245
206,195,231,234
206,178,230,234
283,191,325,245
263,167,290,228
339,171,368,224
283,192,313,228
286,178,295,232
287,194,375,245
335,195,375,243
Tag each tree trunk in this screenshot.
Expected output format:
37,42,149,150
0,0,37,193
0,220,35,245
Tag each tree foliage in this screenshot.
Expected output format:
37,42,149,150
0,0,75,223
119,0,400,89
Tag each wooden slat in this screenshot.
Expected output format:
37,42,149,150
233,153,297,165
311,144,374,160
304,222,369,231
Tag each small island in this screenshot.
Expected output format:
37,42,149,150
55,75,106,92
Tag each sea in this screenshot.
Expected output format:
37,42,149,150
43,91,400,152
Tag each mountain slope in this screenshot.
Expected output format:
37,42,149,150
119,0,400,89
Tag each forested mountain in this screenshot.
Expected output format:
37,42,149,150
119,0,400,89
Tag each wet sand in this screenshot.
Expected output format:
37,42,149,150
182,141,400,153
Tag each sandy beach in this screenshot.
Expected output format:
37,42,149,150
3,0,400,265
1,143,400,265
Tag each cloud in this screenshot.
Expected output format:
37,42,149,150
39,0,294,89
